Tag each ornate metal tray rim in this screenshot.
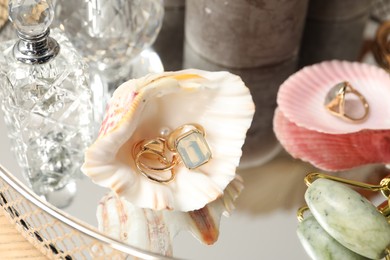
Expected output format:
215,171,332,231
0,163,170,260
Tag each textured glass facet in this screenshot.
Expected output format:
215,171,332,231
55,0,164,78
0,29,94,195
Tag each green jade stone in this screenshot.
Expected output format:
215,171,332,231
305,178,390,259
176,131,211,169
297,214,369,260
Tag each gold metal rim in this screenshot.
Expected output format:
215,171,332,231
0,163,172,259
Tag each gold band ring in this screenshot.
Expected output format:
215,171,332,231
133,138,177,183
324,81,369,123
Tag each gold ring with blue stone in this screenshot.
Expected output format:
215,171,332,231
133,124,212,183
167,124,212,170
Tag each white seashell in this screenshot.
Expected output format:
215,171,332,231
96,176,244,256
277,60,390,134
82,69,254,211
97,193,173,256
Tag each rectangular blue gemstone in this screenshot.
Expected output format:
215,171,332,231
176,132,211,169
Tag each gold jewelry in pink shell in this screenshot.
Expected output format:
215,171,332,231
324,81,369,123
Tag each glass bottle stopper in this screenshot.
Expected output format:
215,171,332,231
9,0,59,64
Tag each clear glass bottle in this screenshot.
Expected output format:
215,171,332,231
54,0,164,87
0,0,94,207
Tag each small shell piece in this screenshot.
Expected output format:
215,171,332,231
82,69,254,211
97,194,173,256
274,61,390,171
96,176,244,256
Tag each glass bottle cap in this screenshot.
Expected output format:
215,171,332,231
8,0,60,64
9,0,59,64
9,0,53,38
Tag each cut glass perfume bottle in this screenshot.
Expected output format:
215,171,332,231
0,0,94,207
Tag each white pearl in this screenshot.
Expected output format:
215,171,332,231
159,127,171,137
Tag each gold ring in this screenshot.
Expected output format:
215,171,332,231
167,124,212,170
324,81,369,123
132,124,212,183
133,138,177,183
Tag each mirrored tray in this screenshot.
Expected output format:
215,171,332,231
0,105,312,259
0,3,388,259
1,109,387,260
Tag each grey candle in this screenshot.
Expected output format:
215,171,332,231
299,15,369,66
299,0,372,66
153,0,185,70
185,0,308,68
306,0,372,21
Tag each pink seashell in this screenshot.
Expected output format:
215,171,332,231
274,60,390,171
277,60,390,134
273,109,390,171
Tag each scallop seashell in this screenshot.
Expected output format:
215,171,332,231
96,176,244,256
274,60,390,171
277,60,390,134
82,69,254,211
273,109,390,171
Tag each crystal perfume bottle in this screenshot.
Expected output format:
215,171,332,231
0,0,94,207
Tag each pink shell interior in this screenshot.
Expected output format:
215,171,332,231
277,60,390,134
